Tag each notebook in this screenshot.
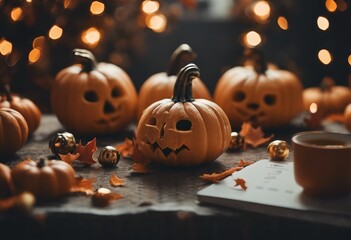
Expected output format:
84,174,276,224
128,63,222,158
197,159,351,217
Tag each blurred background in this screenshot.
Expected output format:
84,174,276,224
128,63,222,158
0,0,350,112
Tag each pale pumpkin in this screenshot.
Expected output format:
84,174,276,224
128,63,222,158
0,163,14,199
136,64,231,167
137,44,211,120
214,51,304,129
303,77,351,116
11,158,75,199
0,108,28,155
0,84,41,134
51,49,138,135
344,103,351,132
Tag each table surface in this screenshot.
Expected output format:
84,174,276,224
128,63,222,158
1,115,350,240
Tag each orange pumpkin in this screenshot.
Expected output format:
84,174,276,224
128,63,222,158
0,84,41,134
11,158,75,199
344,103,351,132
137,44,211,120
0,163,14,199
303,77,351,116
214,51,304,129
0,108,28,155
136,64,231,167
51,49,138,135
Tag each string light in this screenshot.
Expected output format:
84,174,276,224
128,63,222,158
28,48,41,63
318,49,332,65
90,1,105,15
10,7,23,21
277,16,288,30
0,39,13,55
81,27,101,47
49,25,63,40
243,31,262,48
252,1,270,22
325,0,337,12
146,14,167,33
309,103,318,114
142,1,160,14
317,16,329,31
348,54,351,66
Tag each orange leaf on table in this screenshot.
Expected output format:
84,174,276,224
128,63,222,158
109,173,125,187
234,178,247,190
200,167,243,183
116,138,134,158
92,191,124,207
59,153,80,165
70,176,96,195
131,163,151,174
74,138,97,166
239,122,273,148
132,141,151,165
236,159,254,168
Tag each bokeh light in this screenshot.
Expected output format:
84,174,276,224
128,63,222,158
318,49,332,65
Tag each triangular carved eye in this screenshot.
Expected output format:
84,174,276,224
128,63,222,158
84,90,99,102
148,117,157,125
176,119,192,131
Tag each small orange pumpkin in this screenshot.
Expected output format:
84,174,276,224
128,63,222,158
137,44,211,120
0,108,28,155
214,50,304,129
344,103,351,132
11,158,75,199
0,84,41,134
136,64,231,167
303,77,351,116
0,163,14,199
51,49,138,135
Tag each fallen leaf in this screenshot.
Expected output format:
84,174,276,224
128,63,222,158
74,138,97,166
91,188,123,207
59,153,80,165
70,176,96,195
200,167,243,183
239,122,273,148
116,138,134,158
132,141,150,165
234,178,247,190
131,163,151,173
109,173,125,187
236,159,254,168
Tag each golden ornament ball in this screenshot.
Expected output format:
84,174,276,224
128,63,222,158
267,140,290,161
98,146,120,167
228,132,245,151
49,132,77,155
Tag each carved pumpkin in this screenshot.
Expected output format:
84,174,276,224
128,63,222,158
0,84,41,134
0,163,14,199
137,44,211,120
11,158,75,199
51,49,138,135
214,50,304,129
136,64,231,167
303,77,351,116
344,103,351,132
0,108,28,155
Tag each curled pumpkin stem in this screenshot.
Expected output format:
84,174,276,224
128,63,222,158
167,44,197,76
72,49,98,72
172,63,200,103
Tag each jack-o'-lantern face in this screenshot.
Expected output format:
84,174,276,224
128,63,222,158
136,64,231,167
51,49,138,135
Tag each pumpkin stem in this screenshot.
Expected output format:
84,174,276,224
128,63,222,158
37,157,47,168
244,48,268,74
0,83,13,101
167,44,197,76
72,49,98,72
172,63,200,103
320,77,334,92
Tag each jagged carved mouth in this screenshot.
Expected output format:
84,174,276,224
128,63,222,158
147,141,189,157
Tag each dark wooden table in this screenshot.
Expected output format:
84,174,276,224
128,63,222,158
0,115,350,240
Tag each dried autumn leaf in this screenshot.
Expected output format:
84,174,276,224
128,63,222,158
74,138,97,166
59,153,80,165
239,122,273,148
200,167,243,183
116,138,134,158
109,173,125,187
91,188,124,207
132,141,150,164
236,159,254,168
70,176,96,195
131,163,151,174
234,178,247,190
